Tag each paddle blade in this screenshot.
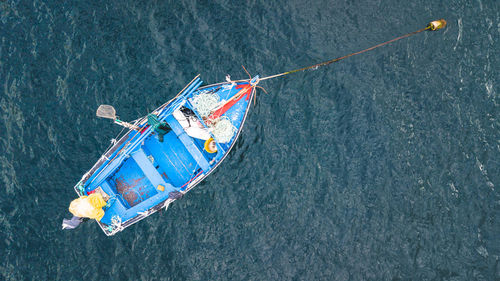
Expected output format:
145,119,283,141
96,105,116,120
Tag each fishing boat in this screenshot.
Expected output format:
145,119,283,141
63,19,446,236
70,75,258,235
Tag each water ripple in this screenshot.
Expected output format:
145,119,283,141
0,0,499,280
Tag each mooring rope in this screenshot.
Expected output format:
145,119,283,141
256,20,447,82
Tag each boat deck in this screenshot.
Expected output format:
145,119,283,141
97,121,220,224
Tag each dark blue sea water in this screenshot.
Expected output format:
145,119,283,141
1,0,499,280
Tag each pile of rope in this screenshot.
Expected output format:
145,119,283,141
210,116,236,143
106,215,123,235
191,91,220,118
191,92,236,143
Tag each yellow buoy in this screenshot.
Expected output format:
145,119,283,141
427,19,447,31
204,138,218,154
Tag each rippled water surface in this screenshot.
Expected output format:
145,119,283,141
1,0,499,280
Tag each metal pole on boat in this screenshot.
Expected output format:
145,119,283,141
96,104,140,130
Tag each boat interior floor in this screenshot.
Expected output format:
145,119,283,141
105,126,217,208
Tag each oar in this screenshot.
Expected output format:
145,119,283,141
96,105,140,130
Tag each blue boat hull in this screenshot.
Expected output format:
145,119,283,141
73,77,255,235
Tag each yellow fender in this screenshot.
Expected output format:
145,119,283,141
204,138,218,154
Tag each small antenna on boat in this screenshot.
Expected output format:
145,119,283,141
96,105,140,130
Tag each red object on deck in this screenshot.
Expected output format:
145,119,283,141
140,125,150,134
208,84,252,120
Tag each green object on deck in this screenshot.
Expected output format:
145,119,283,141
147,114,171,142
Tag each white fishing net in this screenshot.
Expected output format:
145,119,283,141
191,92,220,118
210,116,236,143
190,91,236,143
